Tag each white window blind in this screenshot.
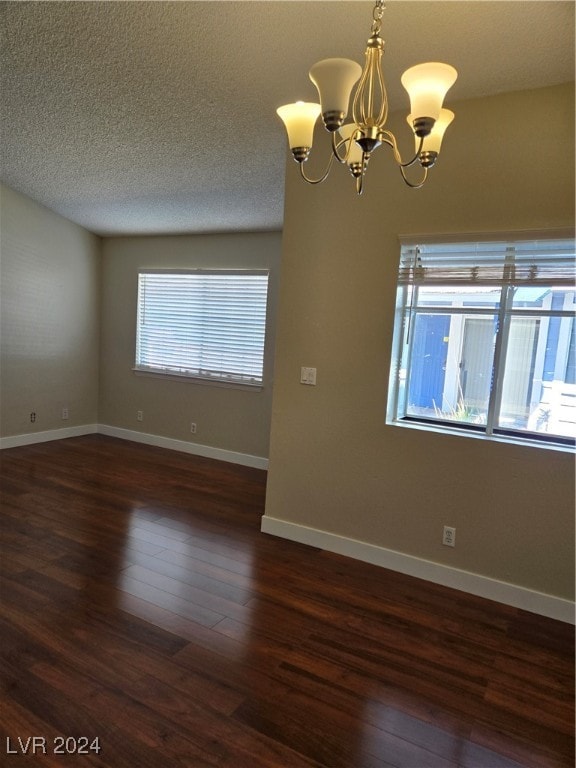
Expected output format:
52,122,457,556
136,270,269,386
399,238,575,286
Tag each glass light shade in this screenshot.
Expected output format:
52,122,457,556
338,123,364,166
309,58,362,116
401,62,457,121
276,102,321,149
408,108,455,153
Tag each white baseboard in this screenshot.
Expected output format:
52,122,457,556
0,424,98,449
0,423,268,470
97,424,268,470
261,515,575,624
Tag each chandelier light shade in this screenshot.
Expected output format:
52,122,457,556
275,102,321,161
309,58,363,130
408,108,455,165
276,0,458,194
338,122,365,177
401,62,458,125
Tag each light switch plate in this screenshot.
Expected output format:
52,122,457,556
300,367,317,385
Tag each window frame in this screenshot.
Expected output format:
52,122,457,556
387,232,576,452
134,268,270,390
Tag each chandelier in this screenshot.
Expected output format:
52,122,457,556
276,0,457,194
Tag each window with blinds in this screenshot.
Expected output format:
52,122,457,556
388,235,575,449
135,270,269,387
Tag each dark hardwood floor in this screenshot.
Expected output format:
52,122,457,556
0,435,573,768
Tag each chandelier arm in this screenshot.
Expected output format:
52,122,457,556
299,152,337,185
378,133,395,149
399,164,428,189
380,130,425,168
331,132,349,164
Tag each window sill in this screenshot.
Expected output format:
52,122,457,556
386,416,575,454
133,368,264,392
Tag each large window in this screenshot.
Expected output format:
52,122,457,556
135,270,269,387
387,236,575,448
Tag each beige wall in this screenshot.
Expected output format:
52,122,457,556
99,232,281,459
0,183,101,436
265,84,575,600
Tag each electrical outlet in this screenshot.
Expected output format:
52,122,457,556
61,407,69,420
443,526,456,547
190,422,197,434
30,411,36,423
137,410,144,422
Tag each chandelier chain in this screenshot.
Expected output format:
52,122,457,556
372,0,386,35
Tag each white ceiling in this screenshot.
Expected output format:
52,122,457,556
1,1,574,236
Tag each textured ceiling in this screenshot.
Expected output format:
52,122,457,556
1,1,574,236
